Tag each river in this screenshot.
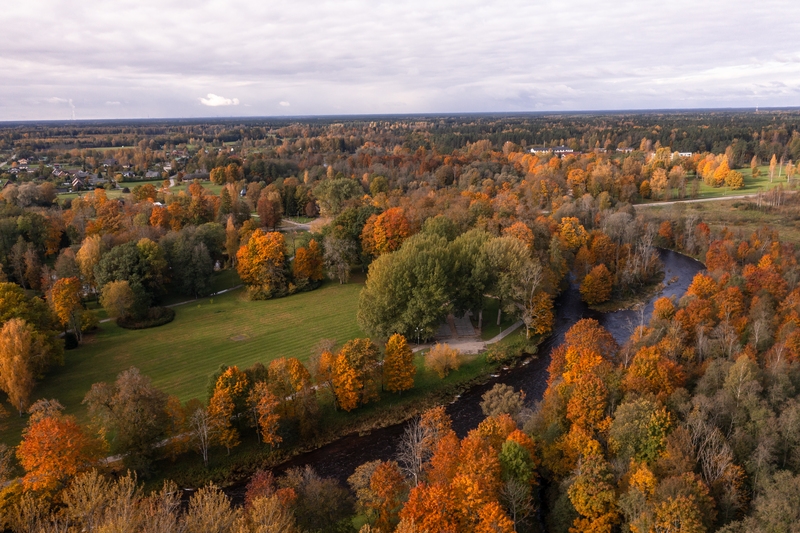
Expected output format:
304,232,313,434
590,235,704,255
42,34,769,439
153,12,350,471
232,249,704,493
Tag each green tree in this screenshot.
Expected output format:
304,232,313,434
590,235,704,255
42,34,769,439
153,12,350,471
83,367,169,473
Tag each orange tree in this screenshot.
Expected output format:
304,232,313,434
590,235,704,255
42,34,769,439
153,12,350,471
17,400,104,492
580,264,613,305
236,229,287,299
383,334,416,394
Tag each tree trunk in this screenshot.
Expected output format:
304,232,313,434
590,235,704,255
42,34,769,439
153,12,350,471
478,309,483,332
497,303,502,326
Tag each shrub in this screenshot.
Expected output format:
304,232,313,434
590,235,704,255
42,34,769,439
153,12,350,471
480,383,526,418
425,343,463,379
117,307,175,330
486,336,534,364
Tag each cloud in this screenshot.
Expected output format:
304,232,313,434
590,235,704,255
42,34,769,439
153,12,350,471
2,0,800,119
279,101,290,107
105,101,121,105
199,94,240,107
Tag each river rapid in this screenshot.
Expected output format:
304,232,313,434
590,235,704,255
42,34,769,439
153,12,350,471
233,249,705,493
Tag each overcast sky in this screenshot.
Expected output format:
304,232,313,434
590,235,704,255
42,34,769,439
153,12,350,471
1,0,798,120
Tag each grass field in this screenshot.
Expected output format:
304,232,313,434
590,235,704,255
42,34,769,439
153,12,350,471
646,196,800,243
0,274,366,444
644,166,796,204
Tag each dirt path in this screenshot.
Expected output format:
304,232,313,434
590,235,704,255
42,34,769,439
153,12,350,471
633,190,795,208
412,320,524,354
281,218,312,231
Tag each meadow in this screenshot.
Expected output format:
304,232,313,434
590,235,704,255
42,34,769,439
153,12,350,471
1,274,366,444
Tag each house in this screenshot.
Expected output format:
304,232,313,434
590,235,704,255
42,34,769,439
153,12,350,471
145,170,161,179
88,174,107,187
71,176,86,190
103,158,118,167
163,164,172,172
529,145,575,155
122,171,136,179
17,158,28,165
616,147,635,153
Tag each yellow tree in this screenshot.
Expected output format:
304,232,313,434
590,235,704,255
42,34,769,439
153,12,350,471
76,234,103,295
769,153,777,181
0,318,39,415
567,439,618,533
559,217,588,251
383,334,416,393
49,276,83,341
333,353,361,412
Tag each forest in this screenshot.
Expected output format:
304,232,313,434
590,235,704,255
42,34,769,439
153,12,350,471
0,111,800,532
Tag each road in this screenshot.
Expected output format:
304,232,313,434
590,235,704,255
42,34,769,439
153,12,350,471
634,190,793,208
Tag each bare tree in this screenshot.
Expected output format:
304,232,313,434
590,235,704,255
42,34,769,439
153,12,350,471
190,407,212,467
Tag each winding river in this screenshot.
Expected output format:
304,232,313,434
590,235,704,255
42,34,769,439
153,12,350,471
232,249,704,494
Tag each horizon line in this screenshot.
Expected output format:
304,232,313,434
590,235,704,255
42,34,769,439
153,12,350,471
2,106,800,125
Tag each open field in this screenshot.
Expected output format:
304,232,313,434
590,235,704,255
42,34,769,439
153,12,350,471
1,274,366,444
645,197,800,243
642,166,796,204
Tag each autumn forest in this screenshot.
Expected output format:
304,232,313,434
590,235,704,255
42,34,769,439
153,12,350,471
1,111,800,532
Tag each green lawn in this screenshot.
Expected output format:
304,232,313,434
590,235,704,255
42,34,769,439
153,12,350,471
644,166,796,204
1,276,366,444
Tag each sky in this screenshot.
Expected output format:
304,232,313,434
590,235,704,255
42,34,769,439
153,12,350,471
1,0,799,120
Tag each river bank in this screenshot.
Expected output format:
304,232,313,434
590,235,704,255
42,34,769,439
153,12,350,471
208,248,705,499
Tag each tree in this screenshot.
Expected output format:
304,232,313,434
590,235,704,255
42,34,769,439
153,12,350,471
425,343,463,379
770,153,777,181
323,235,357,284
83,367,169,472
17,399,103,492
358,233,454,339
524,291,554,337
48,276,83,340
361,207,412,258
292,238,324,286
225,216,239,267
0,318,40,414
314,177,362,217
190,407,212,467
725,170,744,189
333,353,361,412
76,234,103,294
257,189,283,229
368,461,407,532
332,338,381,409
383,334,416,393
580,264,613,305
567,440,618,533
209,384,239,454
248,381,281,447
183,484,239,533
559,217,589,250
100,280,136,319
236,229,287,299
481,383,526,419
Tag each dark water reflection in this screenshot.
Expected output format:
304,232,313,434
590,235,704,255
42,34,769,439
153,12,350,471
233,249,704,492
